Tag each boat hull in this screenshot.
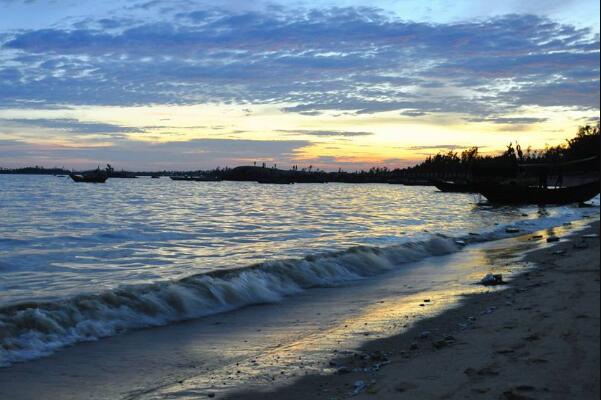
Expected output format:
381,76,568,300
69,173,108,183
434,180,476,193
170,176,222,182
476,180,600,205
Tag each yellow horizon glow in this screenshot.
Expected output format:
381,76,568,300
0,102,596,169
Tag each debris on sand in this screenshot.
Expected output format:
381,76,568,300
418,331,431,339
352,380,366,395
480,273,505,286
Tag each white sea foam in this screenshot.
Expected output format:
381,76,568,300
0,237,458,367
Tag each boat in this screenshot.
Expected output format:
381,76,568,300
170,176,222,182
387,178,432,186
69,172,108,183
151,175,160,179
475,180,600,205
434,180,476,193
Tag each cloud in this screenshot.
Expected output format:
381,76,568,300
296,154,416,170
465,116,549,124
277,129,374,137
0,137,312,169
405,144,467,150
1,118,143,135
0,8,597,118
399,110,428,117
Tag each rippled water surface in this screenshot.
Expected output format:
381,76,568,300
0,175,596,304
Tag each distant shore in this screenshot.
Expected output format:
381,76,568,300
227,220,600,400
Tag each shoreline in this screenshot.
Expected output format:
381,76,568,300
0,218,598,400
226,219,600,399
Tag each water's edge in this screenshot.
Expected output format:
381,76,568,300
1,210,598,367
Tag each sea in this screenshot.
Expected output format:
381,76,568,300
0,174,599,380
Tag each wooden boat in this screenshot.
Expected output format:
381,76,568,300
69,173,108,183
170,176,222,182
475,180,600,205
387,179,432,186
434,180,476,193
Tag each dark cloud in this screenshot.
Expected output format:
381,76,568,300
1,118,144,134
0,7,598,119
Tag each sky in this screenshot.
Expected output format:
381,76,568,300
0,0,599,171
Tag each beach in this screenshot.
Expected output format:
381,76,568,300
0,216,597,400
1,177,600,400
227,220,600,400
2,1,600,398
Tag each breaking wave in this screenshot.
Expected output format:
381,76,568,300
0,237,459,367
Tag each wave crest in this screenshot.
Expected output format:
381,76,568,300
0,237,458,367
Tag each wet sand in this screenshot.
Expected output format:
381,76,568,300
227,220,600,400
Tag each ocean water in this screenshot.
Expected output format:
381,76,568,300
0,174,598,367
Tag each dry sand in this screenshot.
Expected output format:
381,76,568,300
227,220,600,400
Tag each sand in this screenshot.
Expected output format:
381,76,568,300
227,220,600,400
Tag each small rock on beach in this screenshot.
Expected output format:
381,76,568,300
480,273,505,286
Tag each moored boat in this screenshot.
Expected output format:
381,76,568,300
434,180,476,193
170,176,222,182
69,172,108,183
475,180,600,205
387,178,432,186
